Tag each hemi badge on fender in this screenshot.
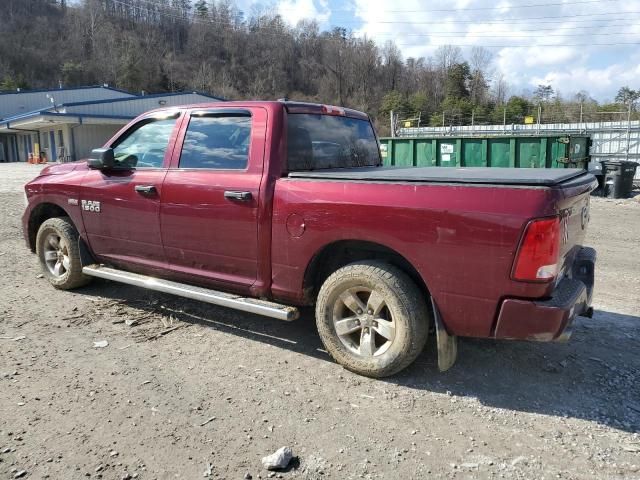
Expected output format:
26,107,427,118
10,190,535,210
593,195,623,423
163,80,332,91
68,198,79,206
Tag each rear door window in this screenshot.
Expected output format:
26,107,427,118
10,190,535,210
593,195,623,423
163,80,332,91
179,113,251,170
287,114,381,171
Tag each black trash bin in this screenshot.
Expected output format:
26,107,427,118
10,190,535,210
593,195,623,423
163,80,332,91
602,161,638,198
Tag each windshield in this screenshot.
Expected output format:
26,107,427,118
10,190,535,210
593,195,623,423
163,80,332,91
287,113,381,171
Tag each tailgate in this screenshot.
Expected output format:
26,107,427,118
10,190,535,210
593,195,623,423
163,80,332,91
556,173,597,276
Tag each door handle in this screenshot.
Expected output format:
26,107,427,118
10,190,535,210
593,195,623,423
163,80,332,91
224,191,252,201
135,185,157,195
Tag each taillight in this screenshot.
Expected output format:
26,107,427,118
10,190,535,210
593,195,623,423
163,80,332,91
512,217,561,282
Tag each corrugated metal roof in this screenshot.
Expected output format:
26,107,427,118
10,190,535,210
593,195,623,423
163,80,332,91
0,86,135,120
58,92,221,117
0,86,224,123
0,91,223,132
0,84,133,96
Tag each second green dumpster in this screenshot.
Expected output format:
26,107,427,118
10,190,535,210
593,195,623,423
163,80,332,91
379,135,590,169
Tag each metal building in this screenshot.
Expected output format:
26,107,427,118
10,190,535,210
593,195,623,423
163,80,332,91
0,86,222,163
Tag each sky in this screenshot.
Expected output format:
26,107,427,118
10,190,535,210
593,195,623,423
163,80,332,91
236,0,640,102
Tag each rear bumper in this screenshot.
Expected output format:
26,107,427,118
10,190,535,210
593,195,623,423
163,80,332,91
494,247,596,341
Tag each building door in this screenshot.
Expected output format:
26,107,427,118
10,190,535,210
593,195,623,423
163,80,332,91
57,130,65,161
9,136,18,162
48,131,57,161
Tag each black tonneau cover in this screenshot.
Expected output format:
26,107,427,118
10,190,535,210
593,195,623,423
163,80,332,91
288,166,587,186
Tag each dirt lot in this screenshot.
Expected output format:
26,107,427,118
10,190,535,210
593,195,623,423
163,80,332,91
1,163,639,480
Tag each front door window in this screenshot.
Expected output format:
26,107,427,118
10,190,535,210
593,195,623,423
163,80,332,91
112,118,177,169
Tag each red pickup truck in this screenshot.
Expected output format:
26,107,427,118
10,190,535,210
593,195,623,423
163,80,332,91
23,101,597,377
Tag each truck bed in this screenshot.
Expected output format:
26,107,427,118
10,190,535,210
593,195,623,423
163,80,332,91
288,166,588,186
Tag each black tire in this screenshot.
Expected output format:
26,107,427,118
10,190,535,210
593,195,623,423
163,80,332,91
315,260,430,378
35,217,92,290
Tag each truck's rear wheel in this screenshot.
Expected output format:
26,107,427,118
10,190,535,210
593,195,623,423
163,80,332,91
316,261,430,377
36,217,91,290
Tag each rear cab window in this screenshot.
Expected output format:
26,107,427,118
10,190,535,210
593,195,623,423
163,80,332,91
287,112,381,171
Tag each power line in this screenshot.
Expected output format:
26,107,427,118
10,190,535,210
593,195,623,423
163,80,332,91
111,0,640,34
114,0,621,15
331,12,640,26
103,0,640,49
363,22,640,36
122,0,640,27
396,41,640,48
281,0,622,13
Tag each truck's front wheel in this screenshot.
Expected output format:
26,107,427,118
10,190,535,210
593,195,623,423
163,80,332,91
316,261,430,377
36,217,91,290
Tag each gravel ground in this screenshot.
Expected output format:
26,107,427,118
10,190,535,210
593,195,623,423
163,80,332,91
1,162,639,480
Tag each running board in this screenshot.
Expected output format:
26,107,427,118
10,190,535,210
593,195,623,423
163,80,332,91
82,265,299,321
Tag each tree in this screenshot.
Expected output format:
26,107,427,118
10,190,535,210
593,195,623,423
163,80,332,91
445,62,470,100
504,96,531,123
432,45,462,104
615,86,639,106
408,92,430,118
0,76,29,91
574,90,592,104
379,91,410,117
61,62,86,86
468,47,492,106
441,96,473,125
0,0,615,128
533,84,555,102
381,41,403,92
491,74,509,106
194,0,208,18
435,44,462,72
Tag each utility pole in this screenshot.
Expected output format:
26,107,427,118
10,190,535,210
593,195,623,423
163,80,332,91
626,102,632,162
390,110,395,138
503,108,506,133
471,110,475,128
537,104,542,135
442,111,445,127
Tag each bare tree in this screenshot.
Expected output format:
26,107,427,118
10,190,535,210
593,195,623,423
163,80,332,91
0,0,618,127
468,47,492,106
381,41,403,92
434,44,462,72
492,74,509,105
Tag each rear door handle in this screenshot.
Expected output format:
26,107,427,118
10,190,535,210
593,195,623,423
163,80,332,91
224,191,252,202
135,185,157,195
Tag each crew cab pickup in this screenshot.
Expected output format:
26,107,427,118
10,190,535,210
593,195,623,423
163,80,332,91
23,101,597,377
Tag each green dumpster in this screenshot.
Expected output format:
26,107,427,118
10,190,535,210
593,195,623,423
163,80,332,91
379,135,590,170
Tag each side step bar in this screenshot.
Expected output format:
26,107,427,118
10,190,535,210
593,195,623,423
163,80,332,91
82,265,299,321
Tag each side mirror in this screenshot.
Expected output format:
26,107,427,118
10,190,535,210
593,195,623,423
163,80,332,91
87,148,115,169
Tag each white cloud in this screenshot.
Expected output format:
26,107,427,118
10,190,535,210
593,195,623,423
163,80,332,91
276,0,331,25
349,0,640,101
234,0,331,26
530,58,640,100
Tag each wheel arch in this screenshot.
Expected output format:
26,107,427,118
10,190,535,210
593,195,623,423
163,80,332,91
303,239,431,304
27,202,72,252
